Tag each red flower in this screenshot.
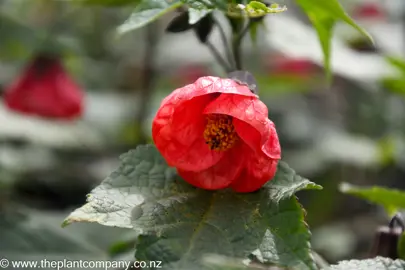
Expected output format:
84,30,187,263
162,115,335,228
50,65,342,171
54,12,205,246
353,3,385,20
152,76,281,193
4,54,84,120
270,54,317,77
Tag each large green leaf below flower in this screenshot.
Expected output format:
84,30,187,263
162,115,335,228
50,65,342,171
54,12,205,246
117,0,184,34
63,144,321,270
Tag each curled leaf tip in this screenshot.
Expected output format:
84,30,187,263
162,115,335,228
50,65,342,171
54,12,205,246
61,219,72,228
228,1,287,18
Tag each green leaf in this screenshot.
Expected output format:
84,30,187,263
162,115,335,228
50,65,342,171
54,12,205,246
326,257,405,270
382,78,405,96
295,0,373,83
64,145,321,269
306,12,335,83
382,57,405,95
295,0,372,42
181,0,226,11
117,0,183,34
63,145,321,228
188,8,212,25
136,196,317,270
227,1,287,18
62,145,196,230
249,197,317,270
339,183,405,216
386,56,405,74
265,161,323,203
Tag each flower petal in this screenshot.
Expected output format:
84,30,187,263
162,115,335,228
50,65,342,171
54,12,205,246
230,144,279,193
233,117,280,159
177,145,245,190
152,77,256,172
4,55,83,120
153,95,225,171
158,76,256,108
203,94,281,159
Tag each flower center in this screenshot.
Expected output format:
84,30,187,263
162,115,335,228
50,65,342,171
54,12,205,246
203,114,238,151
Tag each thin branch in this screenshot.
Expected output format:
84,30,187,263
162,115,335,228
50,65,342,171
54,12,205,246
212,16,235,69
232,19,252,70
206,40,233,73
136,22,159,144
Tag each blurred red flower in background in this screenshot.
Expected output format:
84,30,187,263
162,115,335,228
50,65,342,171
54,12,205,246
3,54,84,120
352,2,385,20
172,64,209,85
152,76,281,193
266,54,318,77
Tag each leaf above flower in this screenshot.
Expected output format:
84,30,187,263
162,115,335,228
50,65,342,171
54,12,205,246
227,1,287,18
117,0,183,34
295,0,373,83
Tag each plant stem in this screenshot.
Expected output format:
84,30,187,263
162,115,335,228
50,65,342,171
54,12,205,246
213,16,235,69
136,22,159,144
206,40,232,73
232,19,252,70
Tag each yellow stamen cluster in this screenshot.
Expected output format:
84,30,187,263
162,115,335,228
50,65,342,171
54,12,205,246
203,114,238,151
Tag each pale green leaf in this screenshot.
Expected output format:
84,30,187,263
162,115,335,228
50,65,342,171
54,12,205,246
386,56,405,74
62,145,197,230
382,57,405,95
227,1,287,18
339,182,405,216
326,257,405,270
306,11,335,83
188,7,212,25
295,0,373,82
181,0,226,10
117,0,183,34
295,0,373,42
